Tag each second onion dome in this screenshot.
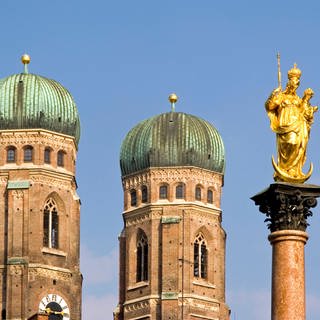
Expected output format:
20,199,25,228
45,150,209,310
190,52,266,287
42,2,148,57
120,94,225,176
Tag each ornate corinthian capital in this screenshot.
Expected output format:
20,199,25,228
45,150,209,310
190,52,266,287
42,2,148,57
251,182,320,232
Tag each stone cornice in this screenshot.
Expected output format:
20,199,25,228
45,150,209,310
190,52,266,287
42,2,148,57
0,169,75,190
123,202,221,216
122,167,222,191
0,128,76,150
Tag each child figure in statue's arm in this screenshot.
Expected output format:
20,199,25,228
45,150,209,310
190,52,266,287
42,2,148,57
302,88,318,130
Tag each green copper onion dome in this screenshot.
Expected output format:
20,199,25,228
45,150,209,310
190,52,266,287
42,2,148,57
0,55,80,144
120,110,225,176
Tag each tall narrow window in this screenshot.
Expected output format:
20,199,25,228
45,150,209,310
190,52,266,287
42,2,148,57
43,198,59,249
24,146,33,162
130,190,137,206
44,148,51,164
195,186,202,201
7,146,16,163
57,150,64,167
207,189,213,204
159,185,168,199
137,232,148,282
141,186,148,203
194,233,207,279
176,183,185,199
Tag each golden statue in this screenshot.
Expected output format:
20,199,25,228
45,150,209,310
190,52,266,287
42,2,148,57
265,58,318,183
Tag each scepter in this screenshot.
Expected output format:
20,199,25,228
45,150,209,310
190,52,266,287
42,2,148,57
277,52,282,89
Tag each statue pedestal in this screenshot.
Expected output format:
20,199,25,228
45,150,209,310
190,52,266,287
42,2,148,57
252,182,320,320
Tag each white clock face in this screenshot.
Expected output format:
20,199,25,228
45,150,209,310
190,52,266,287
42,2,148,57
38,294,70,320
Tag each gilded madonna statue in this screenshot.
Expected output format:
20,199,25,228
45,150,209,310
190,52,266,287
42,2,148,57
265,62,318,183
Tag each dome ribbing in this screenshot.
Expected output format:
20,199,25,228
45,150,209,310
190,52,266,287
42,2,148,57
120,112,225,176
0,73,80,144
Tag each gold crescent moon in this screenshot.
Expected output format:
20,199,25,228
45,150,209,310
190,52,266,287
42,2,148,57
271,155,313,183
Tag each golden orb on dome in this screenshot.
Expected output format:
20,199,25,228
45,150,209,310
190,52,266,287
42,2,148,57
168,93,178,104
21,54,31,65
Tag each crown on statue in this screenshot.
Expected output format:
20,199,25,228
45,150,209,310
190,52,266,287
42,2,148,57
288,63,302,79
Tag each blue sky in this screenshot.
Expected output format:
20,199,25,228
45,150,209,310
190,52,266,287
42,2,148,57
2,0,320,319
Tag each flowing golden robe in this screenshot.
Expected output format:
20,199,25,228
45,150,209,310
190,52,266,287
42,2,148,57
265,89,313,181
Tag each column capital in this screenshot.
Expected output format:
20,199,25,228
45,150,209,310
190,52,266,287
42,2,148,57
251,182,320,232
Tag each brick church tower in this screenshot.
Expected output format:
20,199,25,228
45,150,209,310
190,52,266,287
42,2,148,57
0,56,82,319
114,95,230,319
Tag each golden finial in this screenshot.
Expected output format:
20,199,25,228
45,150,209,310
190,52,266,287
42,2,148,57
168,93,178,112
21,54,31,65
21,54,31,73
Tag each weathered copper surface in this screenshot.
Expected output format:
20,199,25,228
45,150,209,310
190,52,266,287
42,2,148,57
120,112,225,176
0,73,80,144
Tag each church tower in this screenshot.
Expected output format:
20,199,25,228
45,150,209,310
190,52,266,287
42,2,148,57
115,95,230,320
0,56,82,319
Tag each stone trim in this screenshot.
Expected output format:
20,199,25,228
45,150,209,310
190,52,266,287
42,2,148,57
129,315,152,320
161,292,179,300
192,279,216,289
28,267,72,281
127,281,149,291
189,314,218,320
7,180,30,189
268,229,308,245
7,257,28,265
180,293,221,304
42,247,67,257
28,263,71,273
0,128,76,150
161,216,181,224
123,295,160,306
122,167,222,190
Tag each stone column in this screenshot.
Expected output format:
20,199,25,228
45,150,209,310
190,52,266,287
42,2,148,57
252,182,320,320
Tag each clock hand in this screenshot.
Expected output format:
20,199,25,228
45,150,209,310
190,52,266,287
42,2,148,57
44,307,52,314
53,310,64,315
44,308,63,315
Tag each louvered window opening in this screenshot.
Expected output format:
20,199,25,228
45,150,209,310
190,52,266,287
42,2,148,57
130,190,137,206
141,186,148,203
137,233,148,282
194,233,207,279
43,198,59,249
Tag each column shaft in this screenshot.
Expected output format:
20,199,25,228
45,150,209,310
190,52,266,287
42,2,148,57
269,230,308,320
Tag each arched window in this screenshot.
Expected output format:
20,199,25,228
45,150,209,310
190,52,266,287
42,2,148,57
195,186,202,201
57,150,65,167
176,183,185,199
207,189,213,204
136,231,148,282
23,146,33,162
44,147,51,164
130,190,137,206
159,185,168,199
7,146,16,163
43,198,59,249
194,233,207,279
141,186,148,203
